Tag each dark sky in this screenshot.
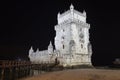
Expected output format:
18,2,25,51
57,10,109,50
0,0,120,66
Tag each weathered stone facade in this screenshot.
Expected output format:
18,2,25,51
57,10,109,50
28,4,92,67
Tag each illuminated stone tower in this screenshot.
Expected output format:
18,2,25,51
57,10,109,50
28,4,92,67
55,4,92,66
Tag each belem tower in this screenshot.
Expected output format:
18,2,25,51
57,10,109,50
28,4,92,67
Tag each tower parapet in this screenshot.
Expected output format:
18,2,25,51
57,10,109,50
57,5,86,24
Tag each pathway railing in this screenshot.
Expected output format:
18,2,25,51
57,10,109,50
0,60,61,80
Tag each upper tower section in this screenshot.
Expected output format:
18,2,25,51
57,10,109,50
57,4,86,24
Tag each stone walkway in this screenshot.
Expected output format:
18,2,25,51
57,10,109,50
20,69,120,80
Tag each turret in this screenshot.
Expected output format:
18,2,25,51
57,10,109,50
70,4,74,11
83,10,86,17
36,48,39,53
57,12,60,24
57,12,60,19
29,46,34,58
48,41,53,54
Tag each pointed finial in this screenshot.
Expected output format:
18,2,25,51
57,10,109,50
29,46,34,54
48,41,53,49
57,12,60,18
49,41,52,46
30,46,33,51
83,10,86,16
70,4,74,10
36,48,39,52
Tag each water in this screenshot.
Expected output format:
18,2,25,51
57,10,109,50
0,67,31,80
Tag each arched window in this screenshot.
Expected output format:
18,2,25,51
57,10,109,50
63,45,64,49
81,44,83,48
70,40,75,46
62,36,64,39
80,28,82,31
63,29,65,32
70,40,75,50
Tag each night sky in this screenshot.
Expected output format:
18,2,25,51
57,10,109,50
0,0,120,66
